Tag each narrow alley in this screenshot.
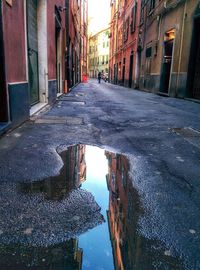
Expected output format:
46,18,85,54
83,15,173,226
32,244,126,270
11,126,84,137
1,0,200,269
0,80,200,269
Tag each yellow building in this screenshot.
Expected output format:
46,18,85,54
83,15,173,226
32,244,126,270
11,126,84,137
138,0,200,100
88,28,110,78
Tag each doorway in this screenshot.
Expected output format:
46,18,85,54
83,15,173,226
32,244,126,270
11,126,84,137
27,0,40,105
160,29,175,93
135,51,141,88
0,5,8,123
129,53,134,88
189,18,200,99
122,58,126,85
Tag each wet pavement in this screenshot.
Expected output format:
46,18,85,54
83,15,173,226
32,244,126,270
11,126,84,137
0,79,200,269
0,144,185,269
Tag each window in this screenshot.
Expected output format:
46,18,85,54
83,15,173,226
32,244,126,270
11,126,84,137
121,165,127,189
130,2,137,33
102,55,105,65
145,46,152,74
146,47,152,58
149,0,155,13
123,17,130,43
140,0,145,25
106,55,109,64
90,58,94,66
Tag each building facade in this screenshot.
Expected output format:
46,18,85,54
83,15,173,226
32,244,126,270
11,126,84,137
0,0,66,134
0,0,88,135
109,0,200,100
139,0,200,99
88,28,110,78
65,0,88,89
109,0,141,87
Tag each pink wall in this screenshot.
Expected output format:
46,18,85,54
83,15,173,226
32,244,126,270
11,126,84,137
3,1,26,83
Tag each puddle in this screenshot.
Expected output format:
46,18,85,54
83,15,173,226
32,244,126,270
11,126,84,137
0,145,184,269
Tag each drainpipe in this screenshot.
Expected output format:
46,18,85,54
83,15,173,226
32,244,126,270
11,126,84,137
175,0,187,97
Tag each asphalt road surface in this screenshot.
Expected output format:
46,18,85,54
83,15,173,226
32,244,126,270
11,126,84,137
0,79,200,269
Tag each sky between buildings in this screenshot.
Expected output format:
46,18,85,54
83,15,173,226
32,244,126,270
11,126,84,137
88,0,111,36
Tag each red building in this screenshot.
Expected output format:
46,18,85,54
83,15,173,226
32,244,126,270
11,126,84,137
65,0,88,89
0,0,66,134
0,0,88,134
109,0,141,88
106,151,137,269
109,0,200,100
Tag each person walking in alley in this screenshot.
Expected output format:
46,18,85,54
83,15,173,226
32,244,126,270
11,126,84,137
98,72,102,84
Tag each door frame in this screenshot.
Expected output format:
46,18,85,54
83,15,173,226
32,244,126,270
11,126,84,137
159,29,175,94
128,52,134,88
187,16,200,99
25,0,48,108
26,0,40,105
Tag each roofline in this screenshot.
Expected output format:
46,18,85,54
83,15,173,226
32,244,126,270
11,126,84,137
89,27,110,39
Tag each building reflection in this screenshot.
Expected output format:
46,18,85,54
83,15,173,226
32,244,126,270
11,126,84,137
105,152,184,269
20,144,86,201
106,151,140,270
1,145,87,269
0,239,83,270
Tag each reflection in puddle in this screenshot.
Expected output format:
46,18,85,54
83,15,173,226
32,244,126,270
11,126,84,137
20,145,87,201
0,145,184,269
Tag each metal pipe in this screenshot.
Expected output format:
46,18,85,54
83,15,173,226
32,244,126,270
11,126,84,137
175,0,187,97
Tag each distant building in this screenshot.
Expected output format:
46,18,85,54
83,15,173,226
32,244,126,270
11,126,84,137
88,28,110,78
109,0,141,87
